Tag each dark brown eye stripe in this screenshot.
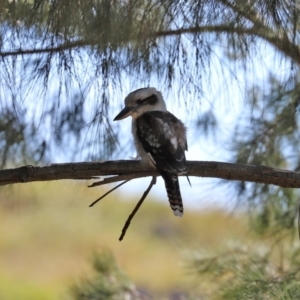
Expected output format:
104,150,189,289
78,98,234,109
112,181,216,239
144,94,158,105
136,94,158,105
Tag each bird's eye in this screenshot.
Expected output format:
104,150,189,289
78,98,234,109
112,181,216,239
136,99,143,105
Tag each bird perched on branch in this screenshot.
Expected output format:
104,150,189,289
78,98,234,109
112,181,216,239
114,87,188,217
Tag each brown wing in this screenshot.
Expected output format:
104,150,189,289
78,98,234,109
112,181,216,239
136,111,187,175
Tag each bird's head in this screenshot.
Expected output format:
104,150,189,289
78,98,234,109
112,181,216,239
114,87,167,121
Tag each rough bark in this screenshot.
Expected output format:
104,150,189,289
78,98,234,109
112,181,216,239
0,160,299,188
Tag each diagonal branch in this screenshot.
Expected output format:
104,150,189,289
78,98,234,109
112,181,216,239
216,0,300,64
1,160,300,188
89,179,131,207
155,25,300,66
119,176,156,241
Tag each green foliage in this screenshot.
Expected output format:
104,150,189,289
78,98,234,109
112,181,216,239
0,0,299,163
69,250,143,300
68,231,300,299
1,1,300,298
233,75,300,169
189,243,300,299
2,181,300,299
0,108,45,167
231,75,300,235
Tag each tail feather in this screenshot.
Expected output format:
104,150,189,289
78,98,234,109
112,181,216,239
160,171,184,217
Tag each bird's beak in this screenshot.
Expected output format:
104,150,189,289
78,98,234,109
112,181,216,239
114,106,133,121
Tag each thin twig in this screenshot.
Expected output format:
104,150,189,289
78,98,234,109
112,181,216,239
89,180,131,207
88,174,143,187
119,176,157,241
186,175,192,187
298,200,300,240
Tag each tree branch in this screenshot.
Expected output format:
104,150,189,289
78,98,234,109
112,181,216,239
1,160,300,188
0,39,97,57
155,26,300,66
217,0,300,65
1,24,299,65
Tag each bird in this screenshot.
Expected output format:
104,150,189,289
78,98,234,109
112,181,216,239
114,87,188,217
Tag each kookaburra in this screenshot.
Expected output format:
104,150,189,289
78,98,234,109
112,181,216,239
114,87,188,217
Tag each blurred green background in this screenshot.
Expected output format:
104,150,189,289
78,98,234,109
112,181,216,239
1,181,298,299
0,181,244,299
0,1,300,298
